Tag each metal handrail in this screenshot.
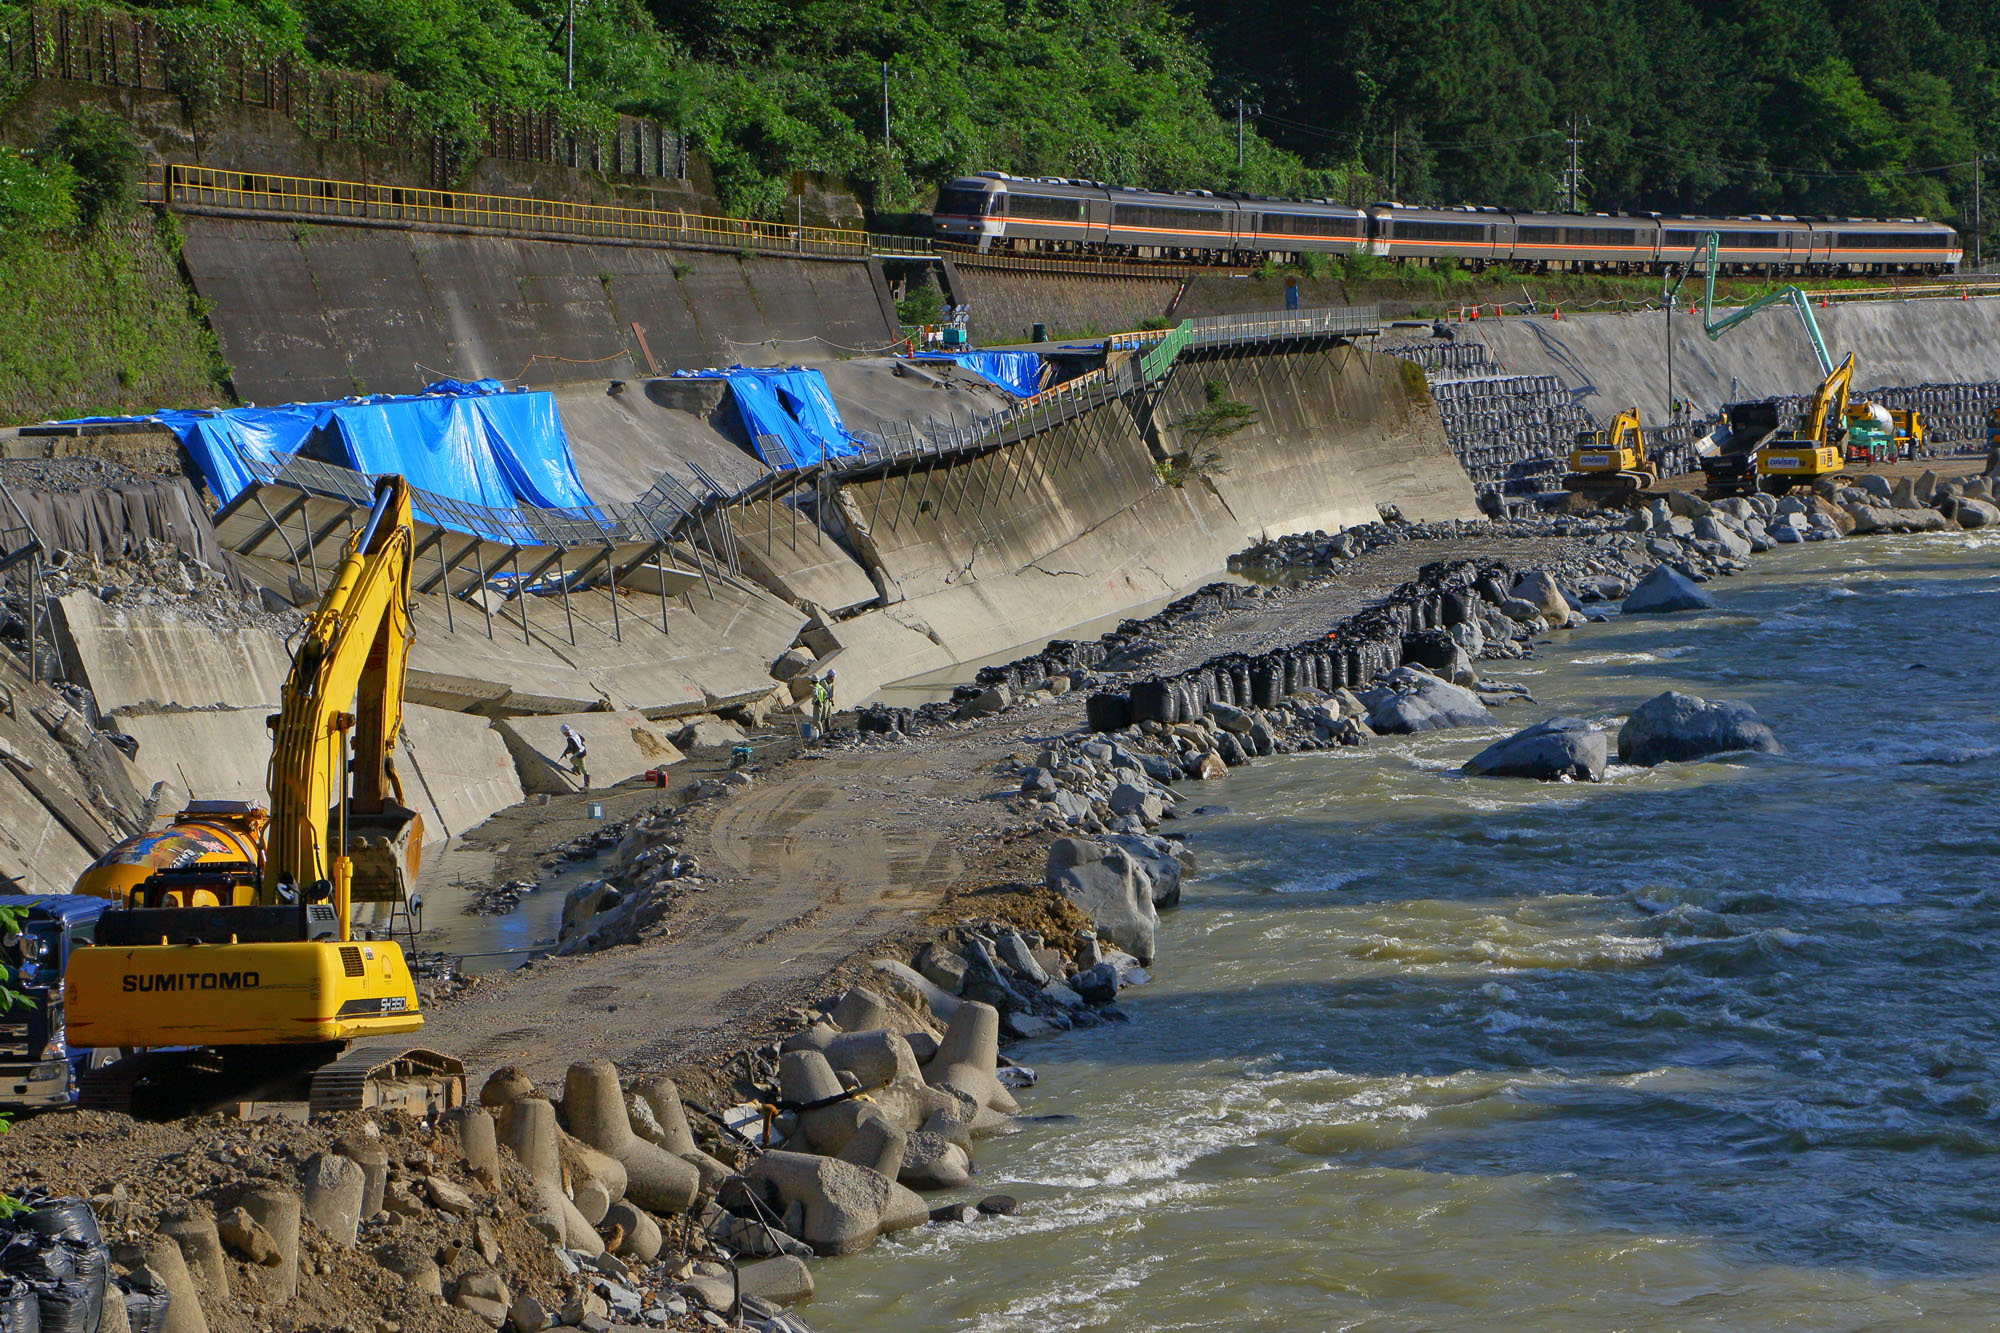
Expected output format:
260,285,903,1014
148,163,867,259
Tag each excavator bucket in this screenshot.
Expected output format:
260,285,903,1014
346,803,424,903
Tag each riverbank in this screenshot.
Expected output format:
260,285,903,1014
4,464,1989,1333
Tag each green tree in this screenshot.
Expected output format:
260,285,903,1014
35,110,142,231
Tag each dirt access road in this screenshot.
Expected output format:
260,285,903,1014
418,708,1066,1084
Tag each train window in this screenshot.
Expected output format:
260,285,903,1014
1009,194,1085,222
1113,204,1226,233
1263,213,1361,237
1390,220,1487,243
1519,226,1562,245
935,188,994,217
1840,231,1934,248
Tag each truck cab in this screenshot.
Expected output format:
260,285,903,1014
0,894,109,1108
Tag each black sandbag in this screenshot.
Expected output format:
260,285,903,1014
29,1280,89,1333
8,1202,99,1249
58,1243,103,1333
1084,691,1132,734
0,1278,38,1333
115,1282,166,1333
1127,679,1170,725
0,1237,72,1285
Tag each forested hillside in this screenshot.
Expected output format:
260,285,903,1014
1187,0,1992,226
3,0,1992,248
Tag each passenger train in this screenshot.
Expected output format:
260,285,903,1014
929,173,1961,275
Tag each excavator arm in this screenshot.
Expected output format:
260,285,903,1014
1605,408,1645,465
1800,354,1856,449
266,475,423,928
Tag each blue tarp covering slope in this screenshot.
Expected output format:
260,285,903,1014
130,380,599,542
674,366,865,469
911,350,1045,397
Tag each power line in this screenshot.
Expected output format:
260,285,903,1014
1250,109,1562,153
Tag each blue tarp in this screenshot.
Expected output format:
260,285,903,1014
674,366,865,469
122,380,598,542
911,351,1045,397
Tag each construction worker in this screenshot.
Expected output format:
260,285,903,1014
560,724,589,790
813,670,837,737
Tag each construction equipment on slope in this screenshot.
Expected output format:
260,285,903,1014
1564,407,1661,503
65,475,464,1118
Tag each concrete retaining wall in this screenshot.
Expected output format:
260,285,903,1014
810,341,1476,706
399,705,526,840
179,218,900,403
947,265,1179,343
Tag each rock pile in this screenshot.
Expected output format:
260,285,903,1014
556,810,705,955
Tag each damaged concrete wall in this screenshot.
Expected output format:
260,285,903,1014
806,341,1477,706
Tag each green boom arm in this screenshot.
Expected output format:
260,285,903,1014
1666,232,1835,378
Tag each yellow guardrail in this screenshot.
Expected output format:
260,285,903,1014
145,164,867,259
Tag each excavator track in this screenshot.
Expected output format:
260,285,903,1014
308,1043,465,1116
77,1041,461,1120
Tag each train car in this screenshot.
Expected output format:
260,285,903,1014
1103,187,1243,260
1368,205,1510,265
1656,217,1811,274
1505,212,1663,271
1815,218,1960,274
1239,198,1370,257
927,171,1961,275
930,174,1110,253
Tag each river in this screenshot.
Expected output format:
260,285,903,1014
810,532,2000,1330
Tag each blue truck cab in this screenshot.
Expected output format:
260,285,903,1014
0,894,109,1108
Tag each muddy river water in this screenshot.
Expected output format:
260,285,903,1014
811,533,2000,1330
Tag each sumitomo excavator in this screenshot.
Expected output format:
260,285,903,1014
65,476,465,1117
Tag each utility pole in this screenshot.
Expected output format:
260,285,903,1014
882,62,892,148
1237,98,1245,169
1976,154,1984,270
1561,116,1587,212
565,0,574,91
1392,126,1399,199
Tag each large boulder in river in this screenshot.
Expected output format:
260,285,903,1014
1616,691,1783,767
1508,571,1572,626
1844,503,1948,535
1955,498,2000,529
1047,844,1158,963
1621,564,1716,614
1359,667,1490,734
1463,717,1608,782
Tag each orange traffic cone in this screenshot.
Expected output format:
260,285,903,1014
1470,305,1479,321
1551,305,1561,320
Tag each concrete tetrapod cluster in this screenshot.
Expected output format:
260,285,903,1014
727,990,1024,1255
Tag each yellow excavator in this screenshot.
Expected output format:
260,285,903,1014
66,476,464,1117
1756,354,1855,493
1564,407,1659,503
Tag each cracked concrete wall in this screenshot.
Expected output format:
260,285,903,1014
814,341,1476,706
